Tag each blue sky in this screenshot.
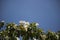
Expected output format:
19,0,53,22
0,0,60,32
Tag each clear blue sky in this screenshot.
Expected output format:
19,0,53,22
0,0,60,32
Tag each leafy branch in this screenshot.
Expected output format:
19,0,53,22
0,20,60,40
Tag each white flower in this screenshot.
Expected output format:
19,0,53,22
35,23,39,26
23,25,28,31
56,35,59,39
25,27,28,31
6,36,8,38
42,35,46,38
8,31,10,33
8,26,10,28
24,25,28,28
25,22,30,25
51,32,55,35
1,20,4,22
33,38,36,40
19,20,30,31
19,20,25,24
5,36,9,39
16,37,20,40
13,24,17,29
14,24,17,26
41,35,46,40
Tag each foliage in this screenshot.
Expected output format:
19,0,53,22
0,20,60,40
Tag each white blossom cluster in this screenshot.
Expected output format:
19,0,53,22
0,20,60,40
19,20,39,31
